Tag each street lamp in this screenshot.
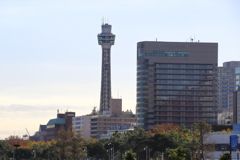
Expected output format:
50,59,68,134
237,149,239,160
84,148,88,160
32,150,36,159
12,150,15,160
149,148,152,160
107,149,111,160
13,144,20,160
144,147,148,160
222,147,225,154
195,150,202,160
111,147,114,160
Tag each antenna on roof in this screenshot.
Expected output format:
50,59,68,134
190,37,193,42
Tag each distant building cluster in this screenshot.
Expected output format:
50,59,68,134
28,23,240,141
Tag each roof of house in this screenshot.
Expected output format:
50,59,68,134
47,118,66,125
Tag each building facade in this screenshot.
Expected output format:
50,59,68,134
137,41,218,130
217,62,240,125
90,115,136,138
207,133,240,160
72,115,91,138
233,87,240,124
38,125,47,141
236,67,240,89
217,67,236,109
218,61,240,109
45,111,75,141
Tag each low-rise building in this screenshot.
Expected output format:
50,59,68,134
72,115,91,138
100,123,135,139
38,125,47,141
208,133,239,159
72,98,137,138
45,111,75,141
90,115,136,138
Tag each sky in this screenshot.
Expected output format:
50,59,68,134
0,0,240,139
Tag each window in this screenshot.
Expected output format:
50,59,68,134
138,51,189,57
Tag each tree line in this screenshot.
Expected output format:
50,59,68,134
0,121,230,160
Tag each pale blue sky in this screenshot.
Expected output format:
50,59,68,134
0,0,240,138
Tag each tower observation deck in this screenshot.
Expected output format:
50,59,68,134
97,23,115,113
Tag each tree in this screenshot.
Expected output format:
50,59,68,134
15,148,32,159
148,123,180,135
122,127,151,159
148,134,175,156
219,152,231,160
191,120,215,160
71,130,85,159
153,151,163,160
5,135,29,149
87,139,108,160
124,149,136,160
55,127,85,160
54,127,72,159
168,147,187,160
28,140,49,158
0,141,11,158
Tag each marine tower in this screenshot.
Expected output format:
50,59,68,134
97,23,115,113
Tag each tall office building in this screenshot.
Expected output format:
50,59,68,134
233,86,240,124
217,67,236,109
235,67,240,89
97,23,115,113
217,62,240,109
217,62,240,125
137,41,218,130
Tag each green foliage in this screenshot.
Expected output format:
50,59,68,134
124,149,136,160
148,134,175,154
153,151,163,160
0,141,11,158
2,123,217,160
122,127,151,158
87,138,108,160
16,148,32,159
219,152,231,160
168,147,187,160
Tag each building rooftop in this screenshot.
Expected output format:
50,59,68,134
47,118,66,125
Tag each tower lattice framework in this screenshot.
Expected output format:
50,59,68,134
97,23,115,113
